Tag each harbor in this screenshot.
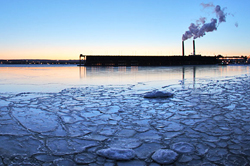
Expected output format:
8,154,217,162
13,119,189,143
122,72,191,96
78,40,248,66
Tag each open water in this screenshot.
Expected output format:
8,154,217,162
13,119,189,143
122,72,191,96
0,64,249,93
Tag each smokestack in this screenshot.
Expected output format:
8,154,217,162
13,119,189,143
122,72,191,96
193,40,195,55
182,41,185,56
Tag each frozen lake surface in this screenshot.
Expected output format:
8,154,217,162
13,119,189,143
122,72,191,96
0,64,250,165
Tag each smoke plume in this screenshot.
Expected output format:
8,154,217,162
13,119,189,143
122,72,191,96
215,5,226,23
182,3,228,41
198,17,206,24
235,22,238,27
195,19,217,39
201,2,214,9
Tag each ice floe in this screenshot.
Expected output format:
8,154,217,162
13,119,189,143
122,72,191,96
1,75,250,165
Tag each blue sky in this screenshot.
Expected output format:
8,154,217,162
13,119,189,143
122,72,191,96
0,0,249,59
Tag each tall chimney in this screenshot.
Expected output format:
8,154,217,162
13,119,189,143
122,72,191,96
193,40,195,56
182,41,185,56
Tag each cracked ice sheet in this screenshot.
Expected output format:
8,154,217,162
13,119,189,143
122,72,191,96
46,138,98,155
0,136,45,157
0,100,10,107
11,107,60,133
8,93,49,101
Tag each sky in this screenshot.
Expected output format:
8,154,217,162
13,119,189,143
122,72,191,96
0,0,249,60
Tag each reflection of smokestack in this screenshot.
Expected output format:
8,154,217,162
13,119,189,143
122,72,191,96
182,41,185,56
193,40,195,55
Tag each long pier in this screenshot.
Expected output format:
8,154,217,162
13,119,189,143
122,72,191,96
79,55,219,66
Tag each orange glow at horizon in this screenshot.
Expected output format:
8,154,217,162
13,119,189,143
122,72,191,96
0,43,248,60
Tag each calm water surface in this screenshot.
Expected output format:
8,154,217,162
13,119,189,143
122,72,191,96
0,64,249,93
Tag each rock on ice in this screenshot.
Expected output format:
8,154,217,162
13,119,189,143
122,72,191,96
152,149,178,164
96,148,135,160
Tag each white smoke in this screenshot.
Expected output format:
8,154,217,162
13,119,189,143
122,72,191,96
215,5,226,23
196,17,206,26
182,3,229,41
182,30,193,41
195,19,217,39
182,23,199,41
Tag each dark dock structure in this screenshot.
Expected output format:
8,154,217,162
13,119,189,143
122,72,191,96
79,40,220,66
80,55,218,66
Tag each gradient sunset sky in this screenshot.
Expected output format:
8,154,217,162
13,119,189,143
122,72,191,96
0,0,249,60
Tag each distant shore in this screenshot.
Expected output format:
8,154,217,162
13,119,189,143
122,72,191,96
0,59,79,65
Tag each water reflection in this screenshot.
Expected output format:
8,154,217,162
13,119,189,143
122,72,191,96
79,65,249,91
0,65,250,93
79,66,86,79
78,65,249,85
181,66,196,89
193,66,196,89
79,65,219,90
